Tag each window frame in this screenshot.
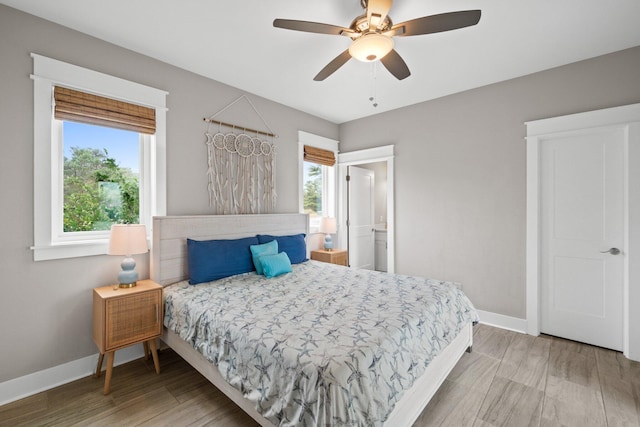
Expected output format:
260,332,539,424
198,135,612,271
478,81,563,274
298,131,338,233
31,54,167,261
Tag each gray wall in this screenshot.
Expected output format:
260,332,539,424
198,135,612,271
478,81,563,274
0,5,338,383
339,46,640,319
2,2,640,387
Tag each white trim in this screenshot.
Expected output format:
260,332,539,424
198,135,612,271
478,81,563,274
0,346,144,406
628,121,640,361
31,54,167,261
338,144,394,165
298,130,339,152
30,54,168,108
525,136,540,336
338,145,395,273
525,103,640,361
525,104,640,137
476,310,527,334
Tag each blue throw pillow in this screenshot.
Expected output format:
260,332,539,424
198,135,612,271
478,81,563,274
256,233,307,264
250,240,278,275
260,252,293,278
187,236,259,284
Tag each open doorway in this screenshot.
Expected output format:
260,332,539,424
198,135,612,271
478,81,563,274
338,145,395,273
358,162,388,272
346,165,375,270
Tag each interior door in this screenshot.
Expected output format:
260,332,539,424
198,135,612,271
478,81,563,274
540,127,625,351
348,166,375,270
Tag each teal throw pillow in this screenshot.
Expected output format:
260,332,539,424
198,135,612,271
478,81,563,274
250,240,278,275
260,252,293,278
257,234,307,264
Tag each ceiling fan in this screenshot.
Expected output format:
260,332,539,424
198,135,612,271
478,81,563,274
273,0,481,81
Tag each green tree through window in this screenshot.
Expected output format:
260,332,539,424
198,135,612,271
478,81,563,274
303,163,322,215
63,146,139,231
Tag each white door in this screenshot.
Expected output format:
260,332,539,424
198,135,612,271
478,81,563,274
540,128,625,351
348,166,375,270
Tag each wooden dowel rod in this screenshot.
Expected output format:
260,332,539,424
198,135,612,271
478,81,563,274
203,118,277,138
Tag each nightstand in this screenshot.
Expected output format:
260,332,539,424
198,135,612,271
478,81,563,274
310,249,348,266
93,279,163,394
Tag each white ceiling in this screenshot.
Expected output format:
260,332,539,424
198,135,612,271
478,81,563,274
3,0,640,124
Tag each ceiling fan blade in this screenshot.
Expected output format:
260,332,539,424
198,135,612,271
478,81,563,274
366,0,393,29
392,10,481,37
382,26,405,37
314,50,352,81
273,19,352,36
380,49,410,80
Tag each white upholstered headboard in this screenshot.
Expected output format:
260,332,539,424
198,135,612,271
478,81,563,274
151,214,309,286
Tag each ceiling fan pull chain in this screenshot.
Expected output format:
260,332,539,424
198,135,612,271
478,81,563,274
370,62,379,108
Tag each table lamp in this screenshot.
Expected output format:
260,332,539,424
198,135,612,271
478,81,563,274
319,217,337,251
108,224,148,288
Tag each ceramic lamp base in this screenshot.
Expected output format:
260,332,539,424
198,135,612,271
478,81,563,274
324,234,333,251
118,256,139,287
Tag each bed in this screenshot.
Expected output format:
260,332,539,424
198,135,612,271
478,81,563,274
151,214,478,426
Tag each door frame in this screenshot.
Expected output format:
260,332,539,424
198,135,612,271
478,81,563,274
525,103,640,360
338,145,395,273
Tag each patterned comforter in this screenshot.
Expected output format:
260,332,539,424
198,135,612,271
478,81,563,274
163,260,478,426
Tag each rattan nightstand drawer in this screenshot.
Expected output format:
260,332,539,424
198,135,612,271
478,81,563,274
105,290,161,350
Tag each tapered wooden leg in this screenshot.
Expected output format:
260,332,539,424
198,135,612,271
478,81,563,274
143,341,150,360
104,351,115,395
95,352,105,378
148,339,160,374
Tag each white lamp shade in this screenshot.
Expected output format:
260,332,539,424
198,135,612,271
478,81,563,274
108,224,148,256
319,217,337,234
348,33,394,62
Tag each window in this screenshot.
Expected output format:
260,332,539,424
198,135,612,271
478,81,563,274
298,132,338,232
59,121,140,234
303,158,334,231
31,54,167,260
52,85,154,240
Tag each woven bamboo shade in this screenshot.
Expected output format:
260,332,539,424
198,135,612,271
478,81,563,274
304,145,335,166
54,86,156,134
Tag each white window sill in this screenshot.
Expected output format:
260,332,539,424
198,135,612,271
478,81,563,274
31,240,109,261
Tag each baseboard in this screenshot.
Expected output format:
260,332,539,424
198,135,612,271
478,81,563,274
476,310,528,334
0,345,144,406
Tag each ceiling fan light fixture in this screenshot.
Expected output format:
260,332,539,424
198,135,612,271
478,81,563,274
348,33,394,62
274,4,481,80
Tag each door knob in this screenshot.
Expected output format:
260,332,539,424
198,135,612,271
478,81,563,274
600,248,621,255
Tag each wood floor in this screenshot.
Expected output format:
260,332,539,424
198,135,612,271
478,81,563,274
2,324,639,426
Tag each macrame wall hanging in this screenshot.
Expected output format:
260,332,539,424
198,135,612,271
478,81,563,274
203,95,277,215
